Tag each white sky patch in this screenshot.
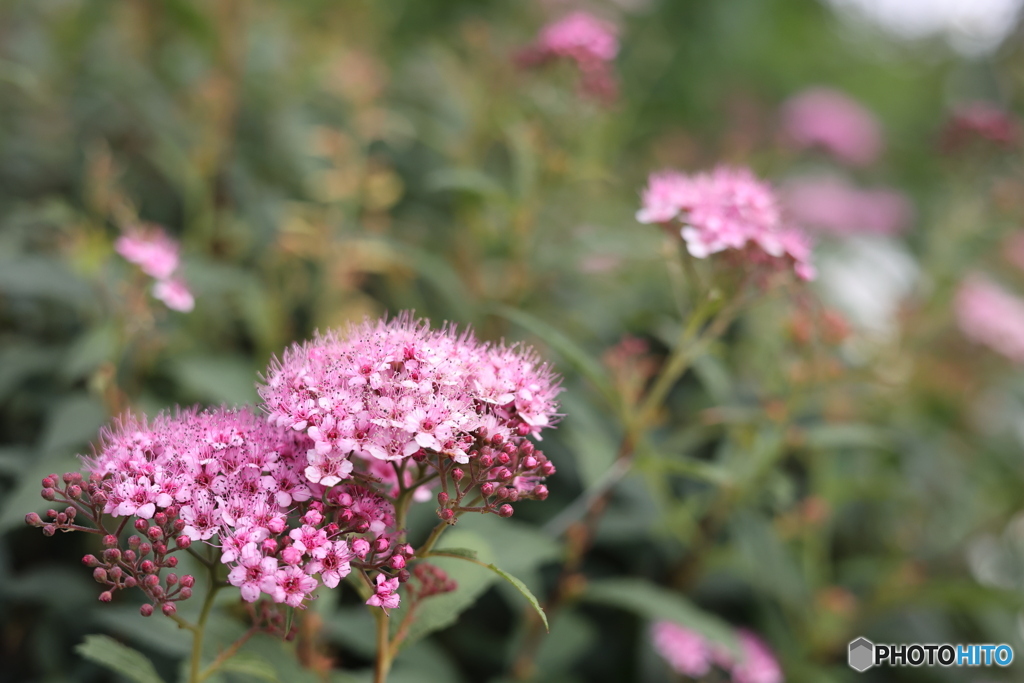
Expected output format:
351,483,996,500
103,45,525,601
825,0,1024,55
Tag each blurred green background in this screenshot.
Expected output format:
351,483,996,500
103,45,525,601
3,1,1024,682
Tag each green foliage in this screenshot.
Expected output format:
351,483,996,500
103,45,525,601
76,635,166,683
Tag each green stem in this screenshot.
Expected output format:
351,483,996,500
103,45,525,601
373,607,392,683
197,627,258,683
188,561,224,683
415,519,451,559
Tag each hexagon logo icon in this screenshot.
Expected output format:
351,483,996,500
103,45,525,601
848,637,874,672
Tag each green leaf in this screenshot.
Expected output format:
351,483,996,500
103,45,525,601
217,653,281,682
485,563,549,632
76,635,166,683
426,168,507,200
490,305,615,406
171,354,259,406
429,547,478,561
583,578,738,656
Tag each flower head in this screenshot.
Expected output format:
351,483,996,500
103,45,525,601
366,573,401,612
651,621,713,677
781,88,882,166
518,12,619,102
955,276,1024,363
153,277,195,312
783,176,913,237
115,225,180,280
637,166,815,280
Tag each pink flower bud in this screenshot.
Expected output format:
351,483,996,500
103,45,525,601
165,556,178,568
397,569,411,583
25,512,42,527
124,577,137,588
498,453,511,465
98,591,113,602
144,574,159,588
520,441,535,456
505,488,520,502
281,546,304,565
173,519,185,532
479,453,495,468
390,554,406,569
481,482,496,497
82,554,99,567
452,468,465,481
109,566,123,580
93,568,108,583
140,560,155,574
162,602,176,616
175,535,191,549
103,535,118,548
498,504,514,518
268,518,286,534
139,543,152,556
140,604,154,617
42,524,56,536
68,485,82,498
181,575,195,588
540,462,556,476
261,539,279,554
374,537,390,553
534,485,549,500
302,509,323,525
437,492,449,505
352,538,370,558
41,488,55,501
124,550,137,563
128,535,141,548
41,476,56,488
135,519,149,532
491,434,504,447
154,513,167,526
103,548,121,562
516,423,530,436
494,467,513,481
92,492,107,506
399,544,414,557
165,573,178,586
438,508,455,521
147,526,163,540
412,449,427,462
523,456,538,470
178,587,192,599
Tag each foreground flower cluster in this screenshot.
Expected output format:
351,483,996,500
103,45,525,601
27,315,561,618
637,166,816,281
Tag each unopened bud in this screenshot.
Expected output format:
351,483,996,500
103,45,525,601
523,456,538,470
128,535,141,548
25,512,43,527
389,554,406,569
505,488,520,502
165,556,178,568
534,485,549,500
93,568,108,583
162,602,176,616
397,569,411,583
180,575,195,588
140,604,154,617
166,573,178,586
109,566,123,580
140,560,155,574
42,524,56,536
261,539,278,554
154,512,167,526
516,423,530,436
352,538,370,558
144,574,159,588
479,453,495,468
139,543,152,556
498,453,511,465
178,587,192,599
374,537,390,553
438,508,454,521
134,519,148,533
124,550,136,563
411,449,427,462
41,488,55,501
497,504,514,518
123,577,137,588
147,526,163,541
175,535,191,549
494,467,513,481
103,548,121,562
451,468,464,481
437,492,449,505
98,591,113,602
102,535,118,548
68,485,82,498
173,519,185,533
82,554,99,567
480,482,496,497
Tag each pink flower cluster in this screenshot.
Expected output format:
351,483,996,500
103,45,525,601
941,101,1020,152
115,224,194,312
783,176,914,237
637,166,816,280
260,315,561,504
954,276,1024,363
518,12,619,102
29,314,561,619
652,621,783,683
781,88,882,167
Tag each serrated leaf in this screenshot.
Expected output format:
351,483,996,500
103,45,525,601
217,653,280,682
429,547,478,561
485,563,548,632
491,305,615,406
583,579,738,656
76,635,165,683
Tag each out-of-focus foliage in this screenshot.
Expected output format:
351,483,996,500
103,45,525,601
3,0,1024,682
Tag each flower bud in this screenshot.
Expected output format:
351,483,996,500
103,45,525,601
135,519,149,533
352,538,370,558
522,456,538,470
109,566,123,580
438,508,454,521
68,485,83,498
451,468,464,481
374,537,390,553
281,546,304,565
498,453,511,465
399,543,414,557
480,482,496,497
42,524,56,536
103,548,121,562
479,453,495,468
302,509,324,526
93,568,108,583
354,521,370,534
389,554,406,569
411,449,427,462
267,518,286,534
491,434,504,447
397,569,412,583
124,577,137,588
41,488,55,501
140,604,154,617
42,476,56,488
128,535,141,548
520,441,534,457
494,467,513,481
102,534,118,548
92,491,107,506
82,554,100,567
144,574,160,588
166,573,178,586
179,587,192,599
261,539,278,554
173,520,185,533
534,485,549,500
437,492,449,506
154,512,167,526
540,462,556,476
516,423,530,436
497,504,514,518
147,526,163,541
124,550,137,563
181,575,195,588
141,560,156,574
98,591,113,602
25,512,42,527
139,543,152,556
165,556,178,568
505,488,520,502
162,602,176,616
175,535,192,549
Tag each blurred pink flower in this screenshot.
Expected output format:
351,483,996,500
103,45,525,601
637,166,816,280
115,225,180,280
942,101,1020,151
727,631,785,683
781,88,883,166
518,12,619,102
955,276,1024,363
1004,232,1024,271
651,621,713,677
153,277,195,312
783,176,913,237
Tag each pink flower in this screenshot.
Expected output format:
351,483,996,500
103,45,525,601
366,573,401,612
637,166,815,280
723,631,784,683
955,276,1024,363
518,12,619,102
227,543,278,602
153,277,195,312
781,88,882,166
942,101,1019,151
783,176,913,237
307,540,353,588
111,475,172,519
261,565,318,607
651,621,713,677
115,225,180,280
536,12,619,62
304,449,353,486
